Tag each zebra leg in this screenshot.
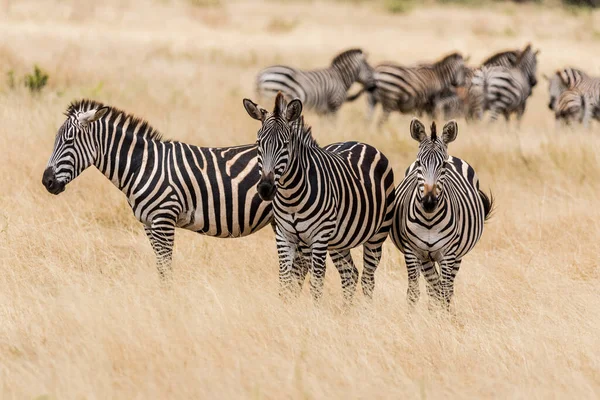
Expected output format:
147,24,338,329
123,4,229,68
308,243,329,303
366,91,377,122
275,228,298,299
361,240,384,299
144,222,175,281
291,248,310,296
421,260,441,306
330,250,359,305
439,257,462,310
404,251,422,309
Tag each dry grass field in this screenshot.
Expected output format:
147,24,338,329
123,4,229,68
1,0,600,398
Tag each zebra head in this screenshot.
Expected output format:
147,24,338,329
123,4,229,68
517,44,539,89
331,48,375,90
545,71,566,111
42,103,109,195
410,118,458,213
243,92,303,201
555,89,585,125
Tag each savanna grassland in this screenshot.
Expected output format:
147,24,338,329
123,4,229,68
1,0,600,398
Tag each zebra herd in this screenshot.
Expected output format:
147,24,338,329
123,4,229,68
42,92,492,310
257,45,599,127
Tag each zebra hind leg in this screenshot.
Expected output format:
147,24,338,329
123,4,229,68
291,247,310,297
144,222,176,281
361,240,385,300
330,249,359,306
421,259,441,309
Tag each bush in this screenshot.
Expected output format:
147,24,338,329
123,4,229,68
24,65,49,93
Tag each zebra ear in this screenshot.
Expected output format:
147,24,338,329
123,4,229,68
410,118,427,142
442,120,458,145
78,107,108,126
286,99,303,122
243,98,266,122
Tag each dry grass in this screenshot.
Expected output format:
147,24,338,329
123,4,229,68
1,0,600,398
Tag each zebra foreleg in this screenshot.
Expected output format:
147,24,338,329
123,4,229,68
144,222,176,281
275,228,298,299
291,248,310,295
404,251,422,309
308,243,329,303
362,240,384,299
439,257,462,310
330,249,359,306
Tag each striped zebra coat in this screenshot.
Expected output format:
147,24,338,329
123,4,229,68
346,53,466,126
255,49,374,116
546,67,600,126
244,93,395,303
391,119,493,308
436,49,522,120
470,44,539,122
42,99,302,278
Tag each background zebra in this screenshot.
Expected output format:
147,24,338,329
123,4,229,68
435,49,522,120
42,99,300,279
544,67,586,111
243,93,395,303
470,44,539,122
391,119,493,309
255,48,374,116
545,67,600,126
347,52,466,126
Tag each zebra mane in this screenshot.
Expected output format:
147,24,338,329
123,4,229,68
291,116,318,148
331,48,364,66
482,50,520,67
430,121,437,141
65,99,166,142
436,52,463,65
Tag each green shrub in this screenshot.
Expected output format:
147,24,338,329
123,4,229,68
24,65,49,93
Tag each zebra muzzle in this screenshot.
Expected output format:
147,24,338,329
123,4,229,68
42,167,66,195
422,193,438,213
257,172,276,201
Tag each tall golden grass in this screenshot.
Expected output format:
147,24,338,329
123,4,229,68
1,0,600,398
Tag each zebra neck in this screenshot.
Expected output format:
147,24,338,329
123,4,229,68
277,145,310,198
332,65,357,90
413,194,448,220
93,123,149,196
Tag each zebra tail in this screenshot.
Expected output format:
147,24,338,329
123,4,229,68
479,189,495,222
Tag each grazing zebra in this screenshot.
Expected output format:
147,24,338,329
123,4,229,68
470,44,539,122
347,52,466,126
545,67,586,111
42,99,310,279
391,119,493,309
555,85,600,127
436,49,522,120
243,93,395,303
255,48,374,116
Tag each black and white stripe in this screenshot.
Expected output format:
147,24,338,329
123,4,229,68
436,49,522,120
391,119,493,309
42,99,283,278
256,49,374,116
470,44,539,122
363,53,466,125
243,93,395,303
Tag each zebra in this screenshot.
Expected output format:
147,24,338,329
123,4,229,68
435,49,522,120
390,119,493,309
42,99,314,280
346,52,467,126
555,85,600,127
255,48,374,116
544,67,586,111
243,93,395,303
470,44,539,122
